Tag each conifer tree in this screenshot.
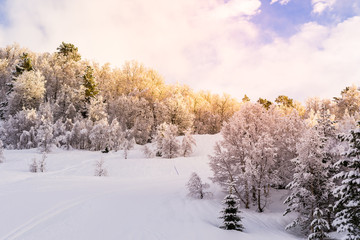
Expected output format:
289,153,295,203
308,208,330,240
83,66,98,103
219,183,244,231
333,123,360,240
56,42,81,62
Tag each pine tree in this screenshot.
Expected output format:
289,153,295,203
0,140,5,163
284,128,333,234
186,172,212,199
181,131,196,157
122,130,135,159
308,208,330,240
333,123,360,240
56,42,81,62
219,183,244,231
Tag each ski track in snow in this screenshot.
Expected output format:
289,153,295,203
0,194,96,240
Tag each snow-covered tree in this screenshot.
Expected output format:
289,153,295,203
219,183,244,231
122,129,135,159
284,128,333,235
210,103,281,211
308,208,330,240
333,123,360,240
186,172,212,199
181,131,196,157
37,120,54,153
0,140,5,163
7,70,45,115
94,158,108,177
38,152,47,172
156,122,180,159
143,145,155,158
29,157,38,173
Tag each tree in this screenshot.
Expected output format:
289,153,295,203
219,182,244,231
156,122,180,158
29,157,38,173
257,98,272,110
334,85,360,119
210,103,280,211
122,129,135,159
0,140,5,163
94,158,108,177
56,42,81,62
83,66,98,103
38,152,47,172
275,95,294,108
7,70,46,115
333,123,360,240
242,94,250,102
186,172,212,199
284,128,333,235
308,208,330,240
181,131,196,157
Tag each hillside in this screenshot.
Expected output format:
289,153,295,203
0,134,322,240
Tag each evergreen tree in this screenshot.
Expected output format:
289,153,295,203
83,66,98,103
56,42,81,62
333,123,360,240
284,128,333,235
38,152,47,172
29,157,38,173
186,172,212,199
219,183,244,231
308,208,330,240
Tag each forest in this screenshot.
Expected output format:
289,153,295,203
0,42,359,240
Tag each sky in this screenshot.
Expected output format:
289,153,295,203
0,0,359,102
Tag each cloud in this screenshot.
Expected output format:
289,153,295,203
0,0,359,103
270,0,290,5
312,0,336,14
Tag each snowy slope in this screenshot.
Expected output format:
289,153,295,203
0,134,309,240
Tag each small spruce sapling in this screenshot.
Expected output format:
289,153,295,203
308,208,330,240
186,172,212,199
219,182,244,231
94,158,108,177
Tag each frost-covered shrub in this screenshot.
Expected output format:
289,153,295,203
186,172,212,199
94,158,108,177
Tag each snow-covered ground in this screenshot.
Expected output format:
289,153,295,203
0,135,321,240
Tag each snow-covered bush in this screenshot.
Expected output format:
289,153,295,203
29,158,38,173
38,153,47,172
156,122,180,159
181,131,196,157
94,158,108,177
143,145,155,158
186,172,212,199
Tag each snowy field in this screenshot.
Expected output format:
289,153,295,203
0,134,331,240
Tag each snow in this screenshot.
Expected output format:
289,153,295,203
0,134,317,240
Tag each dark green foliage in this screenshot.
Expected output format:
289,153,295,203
220,185,244,231
56,42,81,61
257,98,272,110
13,52,33,78
83,66,98,102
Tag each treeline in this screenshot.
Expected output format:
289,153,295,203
0,42,241,150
